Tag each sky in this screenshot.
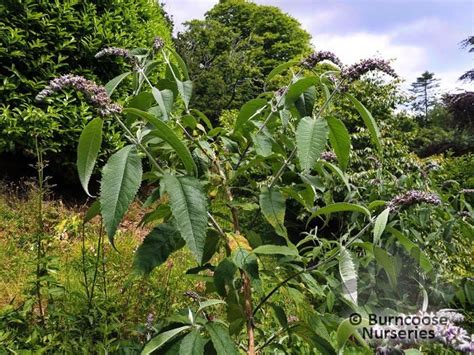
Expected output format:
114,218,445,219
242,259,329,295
163,0,473,93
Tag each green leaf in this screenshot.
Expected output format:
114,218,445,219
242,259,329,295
152,86,174,120
190,109,213,130
105,71,131,96
266,60,299,82
125,108,197,176
176,80,193,110
346,93,382,153
253,245,298,256
320,161,351,192
259,187,287,239
168,47,190,80
327,117,351,170
374,246,398,288
293,323,336,355
336,318,370,351
296,117,329,172
179,330,205,355
252,133,273,157
285,76,320,106
213,258,237,297
133,223,185,275
162,175,208,263
205,323,239,355
339,247,358,305
197,299,226,314
84,200,100,224
100,145,142,244
373,208,390,244
142,325,192,354
295,86,316,117
311,202,371,220
233,98,267,132
77,118,103,197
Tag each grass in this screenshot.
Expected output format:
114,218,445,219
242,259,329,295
0,182,200,351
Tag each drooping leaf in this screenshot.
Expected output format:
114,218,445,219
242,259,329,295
133,223,185,275
252,133,273,157
296,117,329,172
259,187,287,239
197,299,226,314
233,98,267,132
176,80,193,110
100,145,142,244
162,175,208,263
168,47,190,80
346,93,382,153
374,246,398,288
178,330,205,355
295,86,316,117
336,318,370,351
190,109,213,130
285,76,320,107
311,202,371,220
77,118,103,196
266,60,299,82
327,117,351,170
293,323,336,355
105,71,131,96
252,245,298,256
152,86,174,120
373,208,390,244
320,161,351,192
142,325,192,354
339,246,358,305
213,258,237,297
205,322,239,355
84,200,100,224
125,108,197,176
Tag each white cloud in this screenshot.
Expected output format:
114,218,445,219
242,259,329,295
163,0,217,34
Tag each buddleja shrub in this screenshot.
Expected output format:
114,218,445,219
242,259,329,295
37,40,472,354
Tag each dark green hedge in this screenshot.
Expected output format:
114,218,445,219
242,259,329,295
0,0,172,181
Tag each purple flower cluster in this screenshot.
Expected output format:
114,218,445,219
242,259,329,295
36,74,122,116
300,51,343,69
387,190,441,211
320,151,337,162
341,58,397,83
153,36,165,51
95,47,132,60
183,290,200,301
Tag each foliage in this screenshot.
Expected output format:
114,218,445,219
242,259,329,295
175,0,312,120
409,71,440,124
0,0,172,183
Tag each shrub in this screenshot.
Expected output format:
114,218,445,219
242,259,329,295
0,0,172,183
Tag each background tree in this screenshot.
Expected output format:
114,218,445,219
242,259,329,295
459,35,473,82
175,0,311,121
409,71,440,124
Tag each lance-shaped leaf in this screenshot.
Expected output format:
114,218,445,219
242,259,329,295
233,98,267,133
105,71,131,96
77,118,103,196
285,76,320,106
168,47,190,80
259,187,287,239
142,325,192,354
179,330,205,355
162,175,208,263
124,108,197,176
311,202,371,220
133,223,185,275
327,116,351,170
339,246,358,305
100,145,142,244
296,117,329,172
205,322,239,355
266,60,299,82
373,208,390,244
346,93,382,153
176,79,193,110
151,86,174,120
374,246,398,288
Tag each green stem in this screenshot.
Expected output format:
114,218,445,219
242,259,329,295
253,220,372,316
89,219,104,304
34,137,45,324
